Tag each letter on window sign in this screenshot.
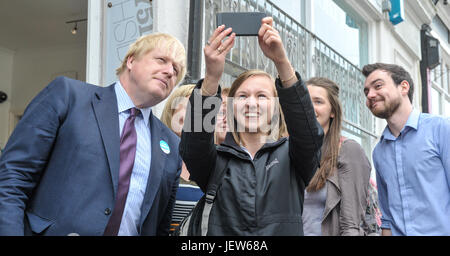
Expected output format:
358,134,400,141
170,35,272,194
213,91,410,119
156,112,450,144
137,7,153,35
114,21,137,43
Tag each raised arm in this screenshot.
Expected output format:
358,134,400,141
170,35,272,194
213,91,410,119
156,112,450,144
258,17,323,185
258,17,297,88
201,25,236,96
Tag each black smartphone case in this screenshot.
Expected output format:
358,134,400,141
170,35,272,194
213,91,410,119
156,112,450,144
216,12,267,36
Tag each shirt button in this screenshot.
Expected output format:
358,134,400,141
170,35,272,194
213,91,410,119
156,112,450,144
104,208,111,215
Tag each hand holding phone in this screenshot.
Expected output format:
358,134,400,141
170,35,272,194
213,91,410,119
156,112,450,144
202,25,236,95
216,12,267,36
258,16,286,63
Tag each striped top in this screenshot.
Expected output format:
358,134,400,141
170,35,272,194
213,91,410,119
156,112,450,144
114,81,152,236
169,182,204,234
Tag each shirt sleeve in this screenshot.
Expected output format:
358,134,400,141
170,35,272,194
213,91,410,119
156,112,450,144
373,151,392,231
438,117,450,188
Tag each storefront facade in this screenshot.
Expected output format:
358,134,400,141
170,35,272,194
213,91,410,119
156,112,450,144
1,0,449,161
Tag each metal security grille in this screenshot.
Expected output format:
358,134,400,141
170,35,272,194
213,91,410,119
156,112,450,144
196,0,377,153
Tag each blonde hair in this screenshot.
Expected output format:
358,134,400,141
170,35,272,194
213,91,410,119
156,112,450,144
116,33,187,86
161,84,196,132
221,87,230,98
227,70,287,145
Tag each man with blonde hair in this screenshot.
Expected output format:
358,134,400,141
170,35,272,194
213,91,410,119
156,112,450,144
0,33,186,236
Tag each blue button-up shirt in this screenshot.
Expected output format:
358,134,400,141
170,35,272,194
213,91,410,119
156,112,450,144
373,110,450,235
114,82,152,236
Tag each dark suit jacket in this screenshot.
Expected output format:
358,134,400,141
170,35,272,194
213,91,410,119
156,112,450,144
0,76,181,235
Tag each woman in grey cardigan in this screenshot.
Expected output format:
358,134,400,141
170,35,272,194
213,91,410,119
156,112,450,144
302,77,372,236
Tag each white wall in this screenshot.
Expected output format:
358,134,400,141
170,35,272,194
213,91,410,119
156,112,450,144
10,44,86,115
0,47,14,149
152,0,190,118
154,0,189,47
364,8,423,137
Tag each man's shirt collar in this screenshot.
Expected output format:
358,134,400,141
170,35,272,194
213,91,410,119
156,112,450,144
381,109,420,141
115,81,152,127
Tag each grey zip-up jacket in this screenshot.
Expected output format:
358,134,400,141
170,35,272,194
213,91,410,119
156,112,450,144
180,74,324,236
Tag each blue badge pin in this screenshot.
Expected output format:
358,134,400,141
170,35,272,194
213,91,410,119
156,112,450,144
160,140,170,154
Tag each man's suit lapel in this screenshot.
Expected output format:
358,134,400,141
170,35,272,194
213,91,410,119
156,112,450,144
91,84,120,197
140,113,167,226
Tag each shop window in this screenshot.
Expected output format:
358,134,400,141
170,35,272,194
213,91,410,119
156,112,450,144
270,0,305,25
313,0,368,67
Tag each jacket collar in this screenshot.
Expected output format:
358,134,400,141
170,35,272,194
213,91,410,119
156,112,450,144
218,132,288,160
92,83,121,197
326,170,340,191
322,170,340,222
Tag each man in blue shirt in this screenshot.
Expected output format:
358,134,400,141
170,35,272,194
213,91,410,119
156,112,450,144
362,63,450,236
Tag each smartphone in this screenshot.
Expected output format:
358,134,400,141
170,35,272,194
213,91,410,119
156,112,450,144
216,12,267,36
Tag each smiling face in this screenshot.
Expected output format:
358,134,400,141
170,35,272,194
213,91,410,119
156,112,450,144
363,69,405,119
307,85,334,135
126,47,181,108
233,75,276,134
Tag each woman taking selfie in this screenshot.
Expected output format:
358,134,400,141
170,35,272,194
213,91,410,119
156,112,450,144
180,17,323,235
303,77,371,236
